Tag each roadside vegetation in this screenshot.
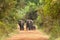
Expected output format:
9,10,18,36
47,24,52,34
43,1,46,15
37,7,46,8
0,0,60,40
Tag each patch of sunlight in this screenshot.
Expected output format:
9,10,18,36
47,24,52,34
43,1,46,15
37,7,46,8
55,37,60,40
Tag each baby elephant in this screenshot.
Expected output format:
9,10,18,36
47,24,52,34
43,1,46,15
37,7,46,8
31,25,36,30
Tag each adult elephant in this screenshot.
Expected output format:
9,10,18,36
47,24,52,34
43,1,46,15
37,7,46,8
18,20,25,30
26,19,34,30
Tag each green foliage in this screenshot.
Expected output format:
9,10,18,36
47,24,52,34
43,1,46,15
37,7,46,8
25,10,38,20
35,14,43,29
0,0,60,40
25,0,40,5
29,0,60,40
41,0,60,40
0,21,17,40
0,0,17,39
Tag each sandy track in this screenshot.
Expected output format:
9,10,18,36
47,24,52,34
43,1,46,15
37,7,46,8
6,30,49,40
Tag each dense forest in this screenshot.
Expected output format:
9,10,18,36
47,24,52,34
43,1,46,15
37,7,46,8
0,0,60,40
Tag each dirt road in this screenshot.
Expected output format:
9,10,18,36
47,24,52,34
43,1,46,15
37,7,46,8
6,30,49,40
